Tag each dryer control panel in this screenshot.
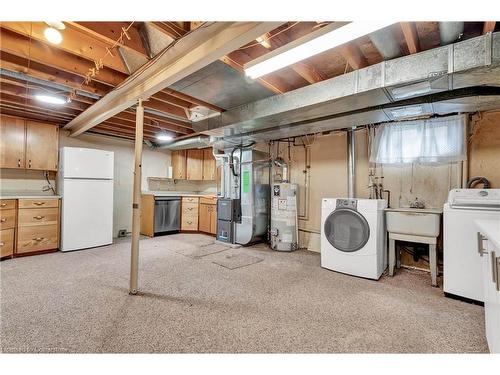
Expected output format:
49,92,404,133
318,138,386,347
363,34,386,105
336,199,357,210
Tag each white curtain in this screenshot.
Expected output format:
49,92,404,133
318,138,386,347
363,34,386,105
369,114,467,165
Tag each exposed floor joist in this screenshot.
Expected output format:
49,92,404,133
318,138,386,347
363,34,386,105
64,22,281,136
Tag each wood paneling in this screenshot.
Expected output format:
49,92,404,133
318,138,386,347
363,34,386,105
186,149,203,180
25,121,59,171
0,116,25,169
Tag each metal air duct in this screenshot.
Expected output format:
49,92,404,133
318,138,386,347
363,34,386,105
156,135,210,150
439,22,464,45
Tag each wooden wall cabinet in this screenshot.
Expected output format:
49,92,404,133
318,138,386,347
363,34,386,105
202,148,216,181
171,150,187,179
0,117,25,169
26,121,59,171
0,117,59,171
186,150,203,180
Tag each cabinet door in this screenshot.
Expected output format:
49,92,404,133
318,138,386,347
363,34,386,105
209,205,217,234
26,121,59,171
202,148,216,181
172,150,186,179
198,203,211,233
0,117,25,169
186,149,203,180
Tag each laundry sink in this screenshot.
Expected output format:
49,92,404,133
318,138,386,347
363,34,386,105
385,208,442,237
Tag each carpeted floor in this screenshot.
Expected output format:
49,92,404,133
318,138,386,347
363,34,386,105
0,233,488,353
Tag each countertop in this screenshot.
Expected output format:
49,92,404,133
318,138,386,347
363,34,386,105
385,207,443,214
475,219,500,250
142,191,217,198
0,191,61,199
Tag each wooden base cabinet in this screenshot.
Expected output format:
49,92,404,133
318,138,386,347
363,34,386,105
198,197,217,235
181,197,199,231
0,199,16,258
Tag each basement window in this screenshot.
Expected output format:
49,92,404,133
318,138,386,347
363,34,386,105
369,114,466,165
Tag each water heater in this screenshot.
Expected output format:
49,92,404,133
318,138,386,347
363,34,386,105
270,183,299,252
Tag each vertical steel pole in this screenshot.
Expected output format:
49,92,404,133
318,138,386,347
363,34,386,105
129,99,144,295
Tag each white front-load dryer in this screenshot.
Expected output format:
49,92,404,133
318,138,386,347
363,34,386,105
321,198,387,280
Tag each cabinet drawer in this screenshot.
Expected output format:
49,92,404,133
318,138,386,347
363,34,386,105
182,204,199,215
200,197,217,205
0,199,16,210
18,207,59,227
182,197,199,204
1,228,14,258
0,209,16,230
18,198,59,209
17,224,58,253
181,216,198,231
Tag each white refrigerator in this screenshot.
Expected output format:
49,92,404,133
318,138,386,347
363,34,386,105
59,147,114,252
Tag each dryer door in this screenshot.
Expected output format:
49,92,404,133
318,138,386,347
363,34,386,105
323,208,370,252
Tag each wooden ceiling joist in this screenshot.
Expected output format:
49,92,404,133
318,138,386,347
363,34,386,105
0,107,62,124
1,22,128,74
338,44,368,70
67,22,148,56
64,22,281,136
483,21,496,34
400,22,421,54
0,28,127,87
0,55,108,97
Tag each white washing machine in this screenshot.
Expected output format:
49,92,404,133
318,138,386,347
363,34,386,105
444,189,500,303
321,198,387,280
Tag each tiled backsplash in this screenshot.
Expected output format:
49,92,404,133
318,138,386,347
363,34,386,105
147,177,216,194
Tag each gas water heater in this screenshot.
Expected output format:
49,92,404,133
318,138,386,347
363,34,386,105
270,182,299,252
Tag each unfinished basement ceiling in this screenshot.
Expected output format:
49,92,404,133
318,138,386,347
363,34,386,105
169,60,275,110
0,21,498,142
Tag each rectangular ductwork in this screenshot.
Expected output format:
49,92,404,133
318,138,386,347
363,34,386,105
194,32,500,145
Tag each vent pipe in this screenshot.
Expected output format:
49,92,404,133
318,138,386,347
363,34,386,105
155,135,210,150
347,127,356,198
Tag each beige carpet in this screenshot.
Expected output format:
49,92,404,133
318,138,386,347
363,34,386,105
0,233,488,353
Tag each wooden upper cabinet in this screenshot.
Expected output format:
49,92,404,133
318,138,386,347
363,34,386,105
202,148,216,181
171,150,187,179
0,117,25,169
25,121,59,171
186,149,203,180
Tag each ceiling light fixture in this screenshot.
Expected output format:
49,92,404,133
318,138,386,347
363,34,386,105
244,21,395,79
156,133,173,142
45,21,66,30
35,94,67,105
43,27,63,44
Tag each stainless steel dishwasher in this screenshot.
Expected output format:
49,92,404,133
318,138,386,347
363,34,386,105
154,196,181,235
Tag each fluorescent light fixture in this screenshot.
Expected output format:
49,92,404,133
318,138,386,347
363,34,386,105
390,81,433,100
35,94,66,105
245,21,395,79
44,27,62,44
156,133,173,142
390,106,424,119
